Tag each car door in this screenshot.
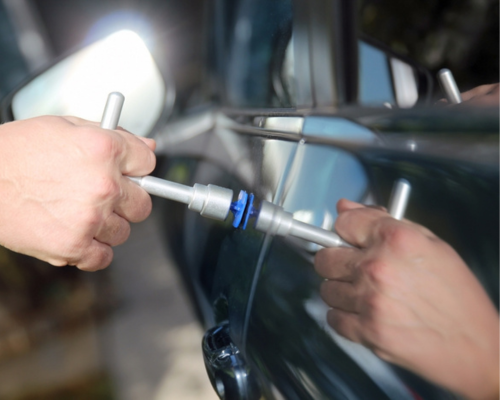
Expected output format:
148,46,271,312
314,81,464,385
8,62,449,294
157,0,498,399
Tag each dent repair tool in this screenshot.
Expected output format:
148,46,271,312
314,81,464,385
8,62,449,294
101,92,234,222
101,92,411,248
438,69,462,104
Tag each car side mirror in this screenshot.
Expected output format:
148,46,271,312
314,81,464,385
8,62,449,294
0,30,171,136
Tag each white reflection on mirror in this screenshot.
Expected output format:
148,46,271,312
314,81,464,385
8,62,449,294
12,30,165,136
390,57,418,108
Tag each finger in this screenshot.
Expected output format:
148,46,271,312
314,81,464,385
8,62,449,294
457,93,500,108
61,116,101,127
315,247,361,282
335,205,390,248
434,98,448,107
115,130,156,176
114,176,153,223
114,126,156,151
366,205,387,213
337,198,365,213
321,280,361,313
74,240,114,271
326,308,363,343
460,83,497,102
94,213,131,246
137,136,156,151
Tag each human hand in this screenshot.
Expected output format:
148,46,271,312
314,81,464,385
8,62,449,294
315,199,499,400
438,83,499,108
0,116,156,271
459,83,499,107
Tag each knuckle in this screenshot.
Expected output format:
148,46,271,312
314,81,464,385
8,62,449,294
80,208,102,229
79,248,113,272
364,259,391,287
83,130,121,160
93,177,120,201
97,250,113,270
132,194,152,222
380,222,418,251
116,222,131,245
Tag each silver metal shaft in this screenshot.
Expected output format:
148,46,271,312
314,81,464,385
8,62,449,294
255,179,412,248
100,92,234,221
438,69,462,104
129,176,194,204
99,92,411,245
100,92,125,129
387,179,411,220
289,219,349,248
131,176,233,220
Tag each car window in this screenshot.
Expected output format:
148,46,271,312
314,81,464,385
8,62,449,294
358,0,499,92
281,143,369,245
282,37,422,109
279,116,376,252
359,41,395,106
211,0,293,108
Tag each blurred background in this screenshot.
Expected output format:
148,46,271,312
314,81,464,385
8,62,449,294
0,0,497,399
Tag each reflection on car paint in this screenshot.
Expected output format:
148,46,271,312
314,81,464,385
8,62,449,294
304,295,415,400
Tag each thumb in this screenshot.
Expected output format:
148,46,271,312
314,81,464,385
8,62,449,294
115,126,157,151
138,137,156,151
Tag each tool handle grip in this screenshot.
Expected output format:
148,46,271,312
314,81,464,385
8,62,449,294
438,69,462,104
100,92,125,129
388,179,411,220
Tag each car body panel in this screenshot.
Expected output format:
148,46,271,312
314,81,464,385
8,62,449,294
158,105,498,399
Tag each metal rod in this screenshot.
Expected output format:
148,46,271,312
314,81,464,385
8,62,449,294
387,179,411,220
438,69,462,104
100,92,125,129
99,92,412,245
289,219,349,248
130,176,194,205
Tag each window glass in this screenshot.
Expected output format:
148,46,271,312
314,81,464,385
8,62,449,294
359,41,395,106
214,0,293,108
282,144,369,229
279,116,377,250
280,38,420,108
358,0,499,92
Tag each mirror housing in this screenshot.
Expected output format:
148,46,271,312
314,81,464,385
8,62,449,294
1,30,171,137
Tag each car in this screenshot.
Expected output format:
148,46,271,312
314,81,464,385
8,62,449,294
1,0,498,399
